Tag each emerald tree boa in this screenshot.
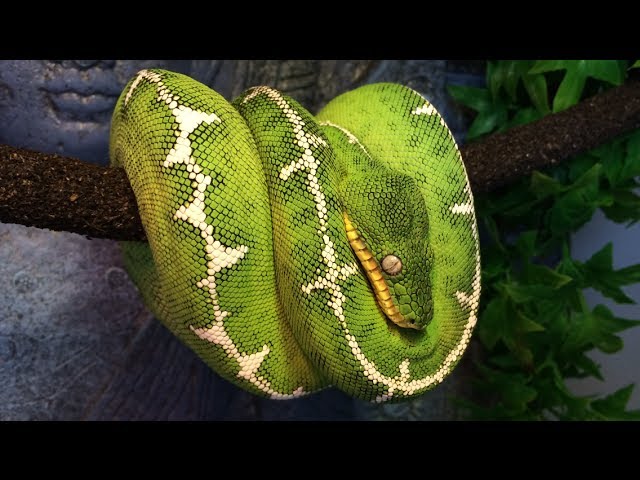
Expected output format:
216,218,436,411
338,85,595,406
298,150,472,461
110,69,481,402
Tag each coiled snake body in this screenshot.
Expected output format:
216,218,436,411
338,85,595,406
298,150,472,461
110,69,480,402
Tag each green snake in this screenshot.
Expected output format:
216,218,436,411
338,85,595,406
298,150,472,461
110,69,480,402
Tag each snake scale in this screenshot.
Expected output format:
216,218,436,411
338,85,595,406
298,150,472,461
109,69,481,403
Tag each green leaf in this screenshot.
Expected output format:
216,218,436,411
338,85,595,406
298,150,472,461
518,311,546,333
568,161,601,191
523,264,573,289
478,180,536,217
582,60,625,85
572,354,604,381
503,107,544,130
549,191,598,235
591,384,640,420
627,130,640,158
467,104,508,140
503,283,557,303
505,61,534,101
602,205,640,225
529,60,570,74
562,304,640,354
478,296,509,349
566,153,600,183
530,60,624,112
553,71,586,113
598,139,628,187
629,60,640,69
447,84,491,112
619,132,640,181
488,354,522,369
536,362,595,419
487,60,536,102
478,293,544,360
592,304,640,334
611,189,640,208
548,164,602,235
482,248,510,282
585,242,614,271
558,246,584,284
595,189,615,208
601,189,640,224
522,73,551,114
487,61,504,101
447,84,509,140
530,171,566,199
595,334,623,354
500,382,538,412
501,197,541,218
476,364,538,414
450,396,496,420
487,61,514,101
482,215,506,252
614,263,640,285
579,244,640,303
530,60,624,85
515,230,537,258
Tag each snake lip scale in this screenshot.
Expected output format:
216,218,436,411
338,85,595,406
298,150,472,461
343,211,411,329
110,69,481,403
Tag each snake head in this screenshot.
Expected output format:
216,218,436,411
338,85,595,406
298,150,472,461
341,171,433,331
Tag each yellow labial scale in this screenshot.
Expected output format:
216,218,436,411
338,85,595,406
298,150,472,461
369,270,383,282
354,248,373,262
342,211,407,329
350,238,368,252
376,289,391,302
379,298,394,310
360,258,378,272
346,229,359,241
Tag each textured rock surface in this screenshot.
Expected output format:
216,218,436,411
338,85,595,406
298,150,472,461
0,59,478,420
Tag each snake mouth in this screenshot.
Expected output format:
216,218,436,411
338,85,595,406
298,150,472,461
343,213,419,330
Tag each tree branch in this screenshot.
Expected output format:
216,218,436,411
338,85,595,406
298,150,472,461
1,78,640,242
0,145,145,241
466,77,640,193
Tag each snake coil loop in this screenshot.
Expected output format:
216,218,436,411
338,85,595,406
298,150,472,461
110,70,480,402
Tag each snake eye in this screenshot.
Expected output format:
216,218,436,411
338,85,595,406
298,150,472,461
381,254,402,276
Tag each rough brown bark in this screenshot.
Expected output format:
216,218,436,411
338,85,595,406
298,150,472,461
1,78,640,241
0,144,145,241
466,77,640,193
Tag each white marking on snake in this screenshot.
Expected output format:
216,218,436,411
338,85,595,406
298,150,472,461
412,103,436,116
450,203,473,215
249,85,482,402
245,85,482,402
246,87,360,322
317,90,481,401
330,90,481,402
319,121,370,156
128,71,304,399
409,88,458,148
453,185,478,239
